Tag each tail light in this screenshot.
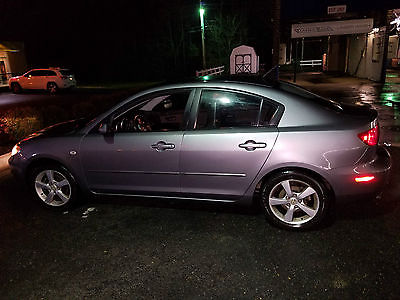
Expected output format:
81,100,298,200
358,125,379,146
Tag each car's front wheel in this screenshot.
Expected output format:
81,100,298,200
29,164,78,210
261,171,330,230
11,83,22,93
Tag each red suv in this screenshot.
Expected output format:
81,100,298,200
9,68,77,93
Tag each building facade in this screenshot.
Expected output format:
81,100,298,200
0,42,27,85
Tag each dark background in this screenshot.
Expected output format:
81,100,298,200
0,0,399,82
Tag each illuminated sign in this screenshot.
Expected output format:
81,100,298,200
291,18,373,38
327,5,346,15
390,9,400,32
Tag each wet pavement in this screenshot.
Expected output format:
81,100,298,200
281,69,400,146
1,73,400,299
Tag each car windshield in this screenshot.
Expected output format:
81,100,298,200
275,81,343,111
59,69,74,76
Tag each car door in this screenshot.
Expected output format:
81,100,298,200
30,70,45,89
79,89,194,195
20,70,37,89
180,89,279,200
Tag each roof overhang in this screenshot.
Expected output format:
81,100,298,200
0,42,22,52
291,18,374,38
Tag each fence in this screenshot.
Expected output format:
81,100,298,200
299,60,322,67
196,66,224,77
0,73,14,86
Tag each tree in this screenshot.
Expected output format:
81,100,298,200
206,13,248,68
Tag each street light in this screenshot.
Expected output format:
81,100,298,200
199,2,206,69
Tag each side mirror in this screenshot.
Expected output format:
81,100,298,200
98,123,109,134
98,114,115,135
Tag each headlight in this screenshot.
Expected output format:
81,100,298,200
11,144,21,156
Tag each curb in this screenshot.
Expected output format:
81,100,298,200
0,152,11,172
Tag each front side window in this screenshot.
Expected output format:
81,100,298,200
35,70,47,76
111,90,191,133
27,70,42,77
196,90,276,130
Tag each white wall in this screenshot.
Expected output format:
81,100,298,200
347,30,385,82
388,35,399,59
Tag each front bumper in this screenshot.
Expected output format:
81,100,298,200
330,146,391,201
8,152,28,182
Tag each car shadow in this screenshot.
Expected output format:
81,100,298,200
87,194,260,216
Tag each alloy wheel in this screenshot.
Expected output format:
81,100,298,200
47,83,58,94
34,169,72,207
268,179,320,225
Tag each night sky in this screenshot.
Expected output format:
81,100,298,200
0,0,399,82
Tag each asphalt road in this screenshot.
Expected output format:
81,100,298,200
0,146,399,299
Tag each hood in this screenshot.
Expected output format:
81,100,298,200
38,118,89,136
23,119,89,141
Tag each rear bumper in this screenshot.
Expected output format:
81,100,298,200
62,80,76,88
330,146,391,202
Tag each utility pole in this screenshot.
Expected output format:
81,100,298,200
272,0,281,69
199,1,206,69
380,10,390,83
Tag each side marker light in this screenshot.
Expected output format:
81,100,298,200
354,176,375,183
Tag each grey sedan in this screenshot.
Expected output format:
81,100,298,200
8,78,391,230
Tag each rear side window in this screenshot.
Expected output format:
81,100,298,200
196,90,277,130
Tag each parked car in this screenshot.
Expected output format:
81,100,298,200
8,77,391,230
9,68,76,93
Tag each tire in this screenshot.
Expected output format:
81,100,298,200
261,170,330,230
47,82,58,94
11,83,22,94
29,164,78,210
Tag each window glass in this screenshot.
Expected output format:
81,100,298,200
112,90,191,133
29,70,42,77
59,69,74,76
45,70,57,76
196,90,274,129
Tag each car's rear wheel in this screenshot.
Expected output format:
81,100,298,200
11,83,22,93
29,164,78,210
261,171,330,230
47,82,58,94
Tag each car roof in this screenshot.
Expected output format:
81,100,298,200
162,74,276,88
26,68,67,71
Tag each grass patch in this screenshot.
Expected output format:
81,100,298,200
0,81,160,155
78,81,161,90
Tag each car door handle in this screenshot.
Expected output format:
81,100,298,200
239,140,267,151
151,141,175,151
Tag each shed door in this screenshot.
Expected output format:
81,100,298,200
235,54,252,73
